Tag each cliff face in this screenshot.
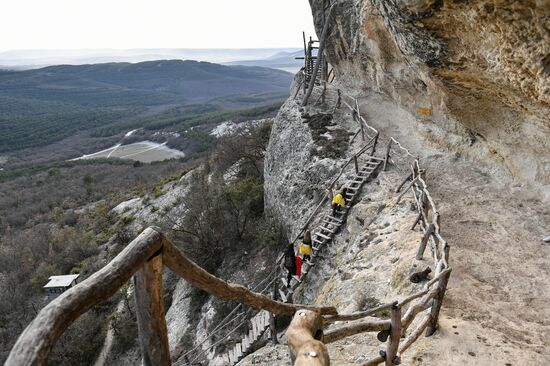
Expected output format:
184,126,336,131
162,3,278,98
249,2,550,365
309,0,550,187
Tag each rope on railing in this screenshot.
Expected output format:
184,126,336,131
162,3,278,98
173,265,281,364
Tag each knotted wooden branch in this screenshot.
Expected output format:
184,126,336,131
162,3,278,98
6,227,165,366
162,240,336,316
287,310,330,366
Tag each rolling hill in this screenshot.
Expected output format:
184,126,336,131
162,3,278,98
0,60,293,152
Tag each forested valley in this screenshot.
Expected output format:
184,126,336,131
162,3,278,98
0,57,292,364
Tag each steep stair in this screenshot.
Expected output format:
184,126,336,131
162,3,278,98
213,154,383,366
279,155,383,300
211,310,271,366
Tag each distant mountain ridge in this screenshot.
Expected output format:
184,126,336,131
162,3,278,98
0,59,293,152
0,59,293,105
224,50,303,72
0,48,301,70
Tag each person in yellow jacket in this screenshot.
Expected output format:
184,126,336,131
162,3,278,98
332,187,348,216
299,229,312,261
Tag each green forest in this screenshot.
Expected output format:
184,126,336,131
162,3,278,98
0,60,291,153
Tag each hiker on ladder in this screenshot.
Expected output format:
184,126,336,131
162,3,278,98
332,187,348,216
299,229,312,262
283,243,297,287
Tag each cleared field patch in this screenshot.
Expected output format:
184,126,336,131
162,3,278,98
74,141,185,163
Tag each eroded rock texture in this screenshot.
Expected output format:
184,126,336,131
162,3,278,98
309,0,550,185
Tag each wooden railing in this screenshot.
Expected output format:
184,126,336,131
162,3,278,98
4,228,336,366
281,154,451,366
291,133,379,244
290,70,451,365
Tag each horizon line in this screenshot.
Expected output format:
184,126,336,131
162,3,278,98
0,46,304,53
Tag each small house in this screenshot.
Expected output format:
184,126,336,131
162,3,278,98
43,274,80,297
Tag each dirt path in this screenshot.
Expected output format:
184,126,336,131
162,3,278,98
93,298,126,366
357,93,550,365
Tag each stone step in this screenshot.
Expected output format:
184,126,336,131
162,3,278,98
313,237,324,245
290,280,301,291
278,289,288,302
326,215,343,223
315,231,331,240
242,335,250,350
253,318,261,339
319,225,337,234
364,161,379,166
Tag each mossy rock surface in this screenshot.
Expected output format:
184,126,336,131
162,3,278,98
303,112,350,159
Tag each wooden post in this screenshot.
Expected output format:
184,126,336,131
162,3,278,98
354,155,359,174
425,269,452,336
134,251,171,366
328,187,334,202
355,100,365,141
286,310,329,366
270,281,278,345
371,132,379,155
383,140,392,171
302,31,307,70
410,211,423,231
303,4,335,106
416,224,434,260
395,173,412,193
320,3,327,84
385,303,401,366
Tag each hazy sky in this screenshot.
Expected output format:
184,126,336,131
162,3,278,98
0,0,317,51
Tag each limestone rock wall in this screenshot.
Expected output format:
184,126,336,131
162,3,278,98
309,0,550,187
264,77,366,239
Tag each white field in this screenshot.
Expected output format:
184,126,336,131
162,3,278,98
73,141,185,163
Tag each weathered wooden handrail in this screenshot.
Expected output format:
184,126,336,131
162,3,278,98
6,227,337,366
6,227,164,366
289,75,452,366
287,310,330,365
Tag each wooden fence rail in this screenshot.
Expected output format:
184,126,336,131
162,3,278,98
5,228,336,366
289,75,452,366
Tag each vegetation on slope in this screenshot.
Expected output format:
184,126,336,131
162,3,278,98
0,119,282,365
0,158,198,364
0,60,291,153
